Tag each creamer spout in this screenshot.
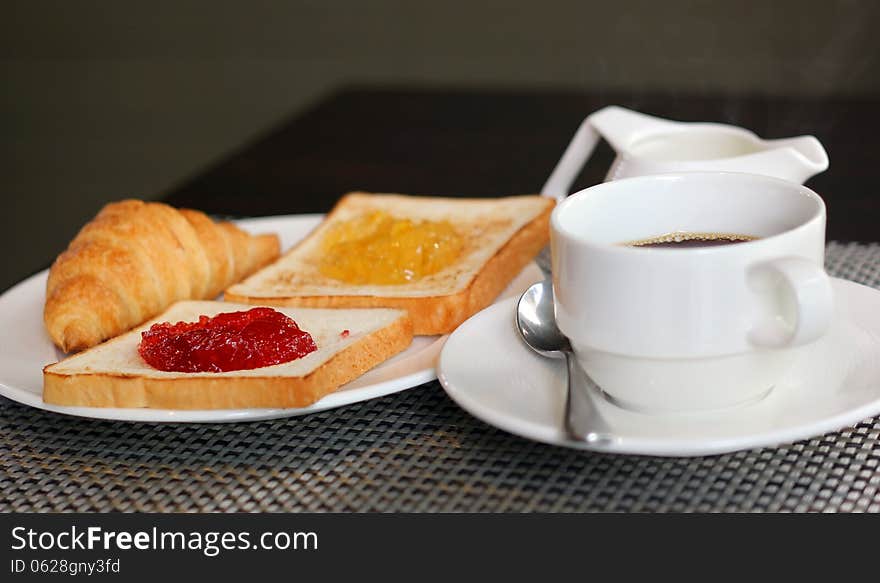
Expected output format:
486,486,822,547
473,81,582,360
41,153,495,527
764,135,830,172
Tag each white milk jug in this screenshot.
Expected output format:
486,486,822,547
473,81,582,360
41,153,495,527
542,106,829,199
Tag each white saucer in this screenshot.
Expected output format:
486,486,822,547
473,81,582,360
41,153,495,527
438,277,880,457
0,214,543,423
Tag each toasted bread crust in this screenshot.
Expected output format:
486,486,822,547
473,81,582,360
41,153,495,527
43,313,413,409
224,197,553,334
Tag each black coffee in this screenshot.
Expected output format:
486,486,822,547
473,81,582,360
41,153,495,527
625,232,757,248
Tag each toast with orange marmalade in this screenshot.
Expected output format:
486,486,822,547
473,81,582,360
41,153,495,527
224,193,554,334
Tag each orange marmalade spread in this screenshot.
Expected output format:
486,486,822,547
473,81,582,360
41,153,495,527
318,210,464,285
138,307,317,373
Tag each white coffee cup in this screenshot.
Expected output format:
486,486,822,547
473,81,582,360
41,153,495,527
550,172,833,413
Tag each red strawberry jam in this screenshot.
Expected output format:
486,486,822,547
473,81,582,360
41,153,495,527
138,307,317,373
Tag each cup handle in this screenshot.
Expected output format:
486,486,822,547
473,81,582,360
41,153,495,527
541,118,600,201
747,257,833,348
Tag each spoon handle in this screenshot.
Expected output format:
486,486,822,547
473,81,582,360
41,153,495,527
563,352,615,445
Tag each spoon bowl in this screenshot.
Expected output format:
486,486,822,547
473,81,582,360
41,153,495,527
515,279,571,358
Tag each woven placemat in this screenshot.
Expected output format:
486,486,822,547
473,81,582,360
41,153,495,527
2,242,879,513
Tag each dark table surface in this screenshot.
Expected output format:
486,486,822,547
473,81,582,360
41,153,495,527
4,87,880,513
164,86,879,241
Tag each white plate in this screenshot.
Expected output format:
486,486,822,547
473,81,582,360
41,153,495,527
439,277,880,457
0,214,544,423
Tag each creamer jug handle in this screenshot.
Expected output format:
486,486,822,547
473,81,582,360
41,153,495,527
541,118,601,201
542,106,678,199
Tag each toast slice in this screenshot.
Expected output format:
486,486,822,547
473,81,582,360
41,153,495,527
43,301,413,409
225,193,554,334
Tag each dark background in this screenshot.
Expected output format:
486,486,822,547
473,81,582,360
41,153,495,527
3,0,880,292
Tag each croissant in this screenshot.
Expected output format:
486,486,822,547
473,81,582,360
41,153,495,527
44,199,280,352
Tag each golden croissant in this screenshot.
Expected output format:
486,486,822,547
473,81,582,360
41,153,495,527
44,199,280,352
